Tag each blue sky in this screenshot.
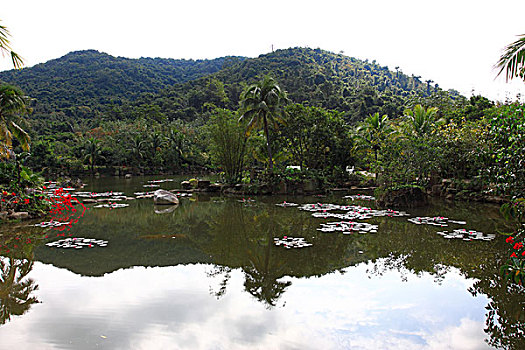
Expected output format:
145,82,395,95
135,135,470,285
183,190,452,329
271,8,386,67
2,0,525,102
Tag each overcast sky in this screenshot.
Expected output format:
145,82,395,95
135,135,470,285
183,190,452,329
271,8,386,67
2,0,525,102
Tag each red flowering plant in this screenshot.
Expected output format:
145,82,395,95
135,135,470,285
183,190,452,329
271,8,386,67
41,187,87,234
500,198,525,285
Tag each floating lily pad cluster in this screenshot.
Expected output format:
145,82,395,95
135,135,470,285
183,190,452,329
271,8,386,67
318,221,378,234
299,203,347,212
274,236,313,249
46,237,108,249
407,216,466,227
93,203,129,209
147,179,174,183
436,229,496,241
74,191,125,198
407,216,494,241
33,220,70,228
343,194,376,201
308,205,408,220
275,202,299,207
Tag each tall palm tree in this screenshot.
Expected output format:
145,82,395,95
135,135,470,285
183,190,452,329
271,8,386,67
239,76,289,173
0,21,23,69
82,137,104,175
130,134,147,168
0,84,30,159
167,128,186,169
149,132,167,169
356,112,391,178
495,34,525,82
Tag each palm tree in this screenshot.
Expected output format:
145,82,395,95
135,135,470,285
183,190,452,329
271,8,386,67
130,135,147,169
167,128,186,170
0,84,30,159
239,76,289,173
0,21,23,69
82,137,104,175
148,132,167,169
356,112,391,179
403,104,440,136
495,34,525,82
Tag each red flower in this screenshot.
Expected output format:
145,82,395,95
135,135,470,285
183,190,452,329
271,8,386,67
24,198,30,204
514,242,524,250
11,193,15,196
506,236,514,243
511,252,518,258
2,191,7,196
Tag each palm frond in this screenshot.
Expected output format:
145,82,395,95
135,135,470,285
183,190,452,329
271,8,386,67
8,121,30,151
495,34,525,82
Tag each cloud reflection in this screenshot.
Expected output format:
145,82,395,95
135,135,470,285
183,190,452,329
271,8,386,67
0,261,492,349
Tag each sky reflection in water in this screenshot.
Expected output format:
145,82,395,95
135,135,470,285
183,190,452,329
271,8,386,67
0,261,491,350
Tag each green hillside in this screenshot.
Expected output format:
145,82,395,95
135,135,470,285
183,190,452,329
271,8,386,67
0,49,242,116
0,47,461,130
119,47,462,124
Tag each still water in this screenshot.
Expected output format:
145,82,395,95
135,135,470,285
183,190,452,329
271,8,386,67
0,176,523,349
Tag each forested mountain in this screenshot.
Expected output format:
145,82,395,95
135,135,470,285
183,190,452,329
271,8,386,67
0,47,462,133
0,50,242,116
132,47,462,124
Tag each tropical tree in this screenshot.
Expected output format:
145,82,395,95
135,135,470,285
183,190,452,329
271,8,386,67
357,112,391,163
167,127,186,170
130,135,147,169
356,112,391,178
280,103,354,172
495,34,525,82
82,137,103,175
148,132,166,169
0,84,31,159
403,104,440,136
208,108,248,183
239,76,289,173
0,21,23,69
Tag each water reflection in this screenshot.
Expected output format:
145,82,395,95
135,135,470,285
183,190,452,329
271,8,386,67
0,257,39,325
0,230,40,326
0,176,523,347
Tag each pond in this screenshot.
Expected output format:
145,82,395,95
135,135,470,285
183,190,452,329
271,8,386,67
0,176,523,349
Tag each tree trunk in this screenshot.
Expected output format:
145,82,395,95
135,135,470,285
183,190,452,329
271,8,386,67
263,115,273,173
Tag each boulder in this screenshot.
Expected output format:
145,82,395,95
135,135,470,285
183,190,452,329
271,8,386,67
153,189,179,205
